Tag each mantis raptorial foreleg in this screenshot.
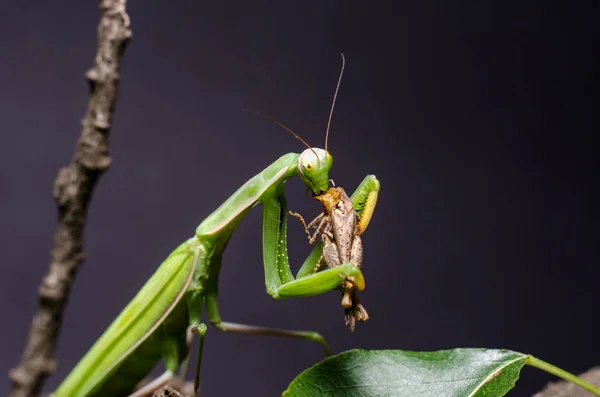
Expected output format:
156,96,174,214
201,184,364,355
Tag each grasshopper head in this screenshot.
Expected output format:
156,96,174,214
314,187,350,214
298,148,333,195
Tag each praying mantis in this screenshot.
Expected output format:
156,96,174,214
52,55,380,397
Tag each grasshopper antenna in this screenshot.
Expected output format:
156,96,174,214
243,108,319,160
325,53,345,153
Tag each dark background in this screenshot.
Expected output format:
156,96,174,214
2,2,599,396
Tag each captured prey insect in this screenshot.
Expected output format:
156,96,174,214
52,54,380,397
290,179,379,332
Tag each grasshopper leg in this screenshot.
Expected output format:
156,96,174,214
312,252,326,273
289,211,327,244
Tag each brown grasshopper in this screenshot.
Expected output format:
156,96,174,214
290,187,369,332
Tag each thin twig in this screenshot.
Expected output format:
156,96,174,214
9,1,131,396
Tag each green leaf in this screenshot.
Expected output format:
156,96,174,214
283,348,529,397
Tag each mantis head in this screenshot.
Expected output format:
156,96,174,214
298,148,333,195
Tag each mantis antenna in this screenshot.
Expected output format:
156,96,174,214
244,108,320,161
324,53,346,154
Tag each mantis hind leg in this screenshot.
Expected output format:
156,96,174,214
202,250,331,356
204,291,331,356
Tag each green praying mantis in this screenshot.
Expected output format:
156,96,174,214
52,55,381,397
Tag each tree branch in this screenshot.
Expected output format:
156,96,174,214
153,387,186,397
151,377,197,397
9,1,131,396
532,367,600,397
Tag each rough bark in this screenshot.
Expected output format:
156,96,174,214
8,1,131,396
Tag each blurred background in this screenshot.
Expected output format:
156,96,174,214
1,2,599,396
